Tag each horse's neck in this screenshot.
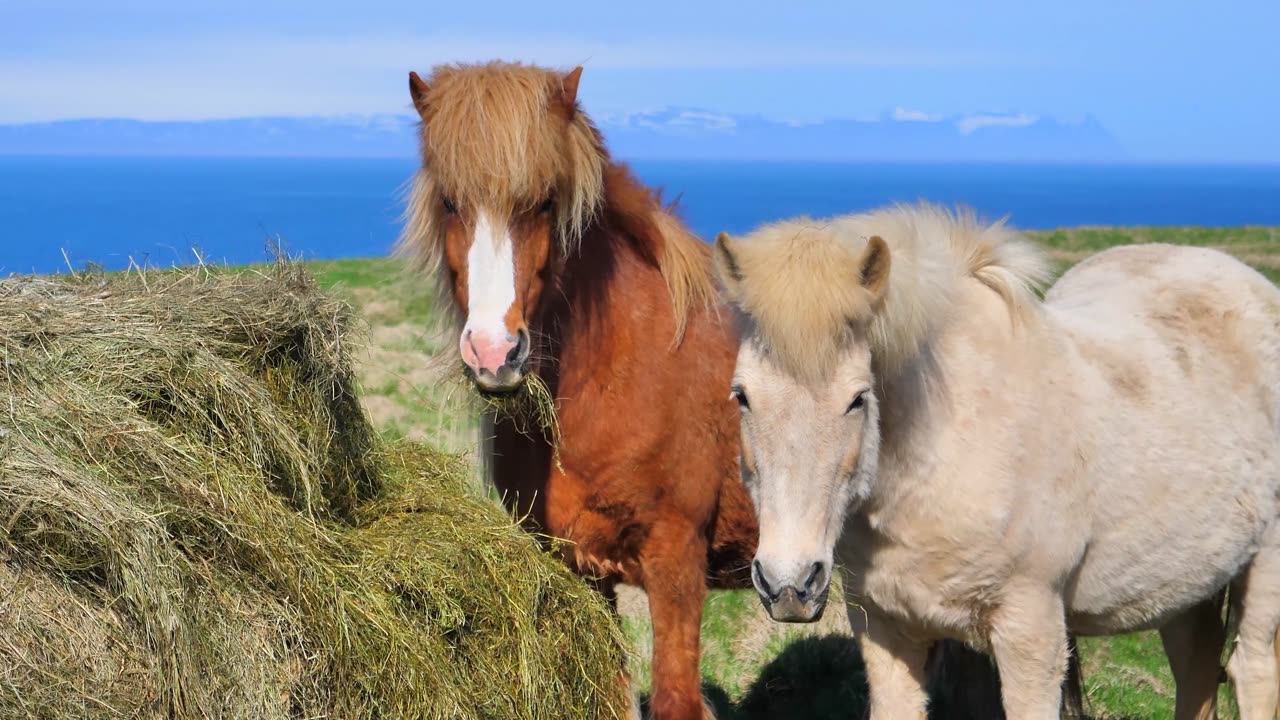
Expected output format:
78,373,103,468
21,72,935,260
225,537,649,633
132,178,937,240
544,217,670,392
869,279,1057,511
871,348,947,504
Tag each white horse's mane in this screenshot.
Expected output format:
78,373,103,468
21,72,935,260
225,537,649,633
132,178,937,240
717,202,1052,380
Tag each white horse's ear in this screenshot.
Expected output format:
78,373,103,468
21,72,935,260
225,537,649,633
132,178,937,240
858,235,891,304
409,71,430,117
714,231,743,294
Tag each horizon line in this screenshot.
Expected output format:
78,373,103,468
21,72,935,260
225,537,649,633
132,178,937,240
2,153,1279,168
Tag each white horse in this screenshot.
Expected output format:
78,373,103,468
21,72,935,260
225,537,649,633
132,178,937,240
712,203,1280,720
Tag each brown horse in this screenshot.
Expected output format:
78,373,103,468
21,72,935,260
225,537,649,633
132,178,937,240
398,60,757,719
397,61,1075,720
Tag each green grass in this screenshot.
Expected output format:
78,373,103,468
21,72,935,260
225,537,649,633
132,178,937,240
1029,225,1279,253
1029,225,1280,284
314,226,1278,719
309,257,443,326
304,258,479,452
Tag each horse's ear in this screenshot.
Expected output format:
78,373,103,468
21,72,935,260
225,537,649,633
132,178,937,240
858,235,891,303
409,71,430,117
714,232,743,293
560,66,584,115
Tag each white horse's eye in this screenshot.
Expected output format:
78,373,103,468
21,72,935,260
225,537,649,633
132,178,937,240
846,391,867,414
731,385,750,411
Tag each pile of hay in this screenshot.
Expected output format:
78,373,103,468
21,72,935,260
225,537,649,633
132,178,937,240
0,263,628,720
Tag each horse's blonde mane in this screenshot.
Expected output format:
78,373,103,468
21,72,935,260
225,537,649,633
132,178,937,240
396,61,712,343
649,204,717,343
719,203,1052,380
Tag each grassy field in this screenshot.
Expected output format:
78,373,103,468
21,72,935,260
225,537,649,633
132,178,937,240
307,224,1280,719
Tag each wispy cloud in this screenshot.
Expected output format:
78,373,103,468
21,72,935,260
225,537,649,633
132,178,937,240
0,31,1027,122
892,107,941,122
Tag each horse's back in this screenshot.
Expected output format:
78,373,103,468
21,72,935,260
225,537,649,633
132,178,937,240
1045,243,1280,633
1047,242,1280,399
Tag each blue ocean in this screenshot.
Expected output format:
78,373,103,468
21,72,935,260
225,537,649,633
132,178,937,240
2,157,1279,275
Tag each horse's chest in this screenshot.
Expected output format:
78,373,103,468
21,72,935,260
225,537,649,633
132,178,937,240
839,525,1008,643
532,460,650,584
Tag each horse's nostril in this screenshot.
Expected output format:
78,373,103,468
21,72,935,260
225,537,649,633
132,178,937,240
752,560,775,600
803,562,825,594
506,328,530,366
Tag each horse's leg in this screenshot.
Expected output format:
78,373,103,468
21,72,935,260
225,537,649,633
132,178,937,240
1227,532,1280,720
923,636,1085,719
988,584,1068,720
1159,592,1226,720
641,521,710,720
849,606,930,720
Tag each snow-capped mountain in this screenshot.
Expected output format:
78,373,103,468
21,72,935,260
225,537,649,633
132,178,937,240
0,108,1125,162
597,108,1124,162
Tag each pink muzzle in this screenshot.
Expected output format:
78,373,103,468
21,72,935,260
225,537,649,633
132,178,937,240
460,328,528,390
461,328,518,375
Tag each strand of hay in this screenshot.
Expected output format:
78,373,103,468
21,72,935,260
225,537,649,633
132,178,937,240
425,367,565,478
0,262,628,720
475,372,564,470
475,372,561,444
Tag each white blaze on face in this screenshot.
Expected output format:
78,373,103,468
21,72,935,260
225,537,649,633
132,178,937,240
460,210,518,374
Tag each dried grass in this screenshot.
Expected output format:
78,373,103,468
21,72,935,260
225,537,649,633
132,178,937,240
0,261,627,720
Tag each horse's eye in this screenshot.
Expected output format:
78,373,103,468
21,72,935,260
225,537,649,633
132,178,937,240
847,391,867,414
538,196,554,214
731,386,750,411
441,196,458,214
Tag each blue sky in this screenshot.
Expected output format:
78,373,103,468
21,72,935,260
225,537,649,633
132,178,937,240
2,0,1278,162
